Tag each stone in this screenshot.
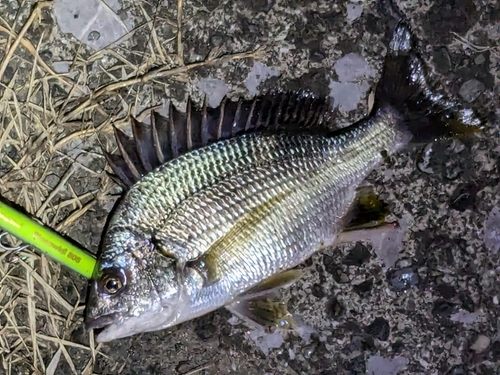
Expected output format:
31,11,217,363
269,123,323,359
459,79,485,102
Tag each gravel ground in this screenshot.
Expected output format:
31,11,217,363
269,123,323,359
0,0,499,374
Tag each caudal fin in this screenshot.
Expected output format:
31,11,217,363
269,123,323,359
373,20,483,143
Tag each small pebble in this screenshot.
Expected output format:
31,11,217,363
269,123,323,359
302,345,315,359
343,242,371,266
210,34,223,46
346,3,363,21
87,30,101,41
387,267,419,292
474,54,485,64
326,296,344,318
458,79,485,103
323,255,343,282
449,183,478,212
432,299,455,317
470,334,490,353
195,322,216,340
353,278,373,295
312,283,325,298
175,361,190,373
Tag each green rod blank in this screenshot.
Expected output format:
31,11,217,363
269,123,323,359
0,200,96,279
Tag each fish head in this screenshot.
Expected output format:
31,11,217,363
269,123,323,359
84,228,186,342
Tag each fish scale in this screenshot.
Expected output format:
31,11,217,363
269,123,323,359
158,150,331,254
112,136,290,223
154,126,381,259
102,114,394,268
154,117,390,257
109,133,334,262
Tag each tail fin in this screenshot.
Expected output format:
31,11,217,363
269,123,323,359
373,20,483,143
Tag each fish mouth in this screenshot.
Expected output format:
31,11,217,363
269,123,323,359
85,313,117,331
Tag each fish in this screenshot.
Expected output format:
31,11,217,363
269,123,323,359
84,20,482,343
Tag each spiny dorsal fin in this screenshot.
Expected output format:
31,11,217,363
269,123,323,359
130,116,156,172
105,91,339,189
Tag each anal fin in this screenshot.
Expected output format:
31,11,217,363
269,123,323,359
343,186,390,231
335,221,400,245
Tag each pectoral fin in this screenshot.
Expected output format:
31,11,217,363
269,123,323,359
226,269,302,329
241,269,302,299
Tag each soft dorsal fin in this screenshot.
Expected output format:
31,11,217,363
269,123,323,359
104,91,338,189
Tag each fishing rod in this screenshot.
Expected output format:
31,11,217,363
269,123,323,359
0,199,96,279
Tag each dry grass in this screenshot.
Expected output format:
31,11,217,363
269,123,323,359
0,1,263,373
450,31,500,57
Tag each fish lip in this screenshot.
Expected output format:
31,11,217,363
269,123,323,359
85,313,117,331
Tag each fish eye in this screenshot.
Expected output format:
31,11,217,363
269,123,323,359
104,277,122,294
98,268,126,295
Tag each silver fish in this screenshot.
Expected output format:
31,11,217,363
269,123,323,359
84,21,482,343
